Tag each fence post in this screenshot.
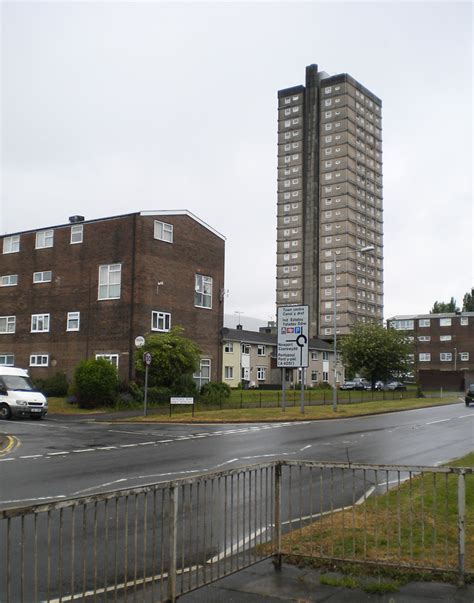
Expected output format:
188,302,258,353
273,463,282,571
168,484,179,602
457,471,466,586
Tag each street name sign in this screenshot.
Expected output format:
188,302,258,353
277,305,309,368
170,397,194,405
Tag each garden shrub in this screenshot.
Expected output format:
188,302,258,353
73,358,119,409
33,372,69,397
200,381,231,404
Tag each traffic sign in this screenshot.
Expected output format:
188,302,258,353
277,305,309,368
135,336,145,348
143,352,152,366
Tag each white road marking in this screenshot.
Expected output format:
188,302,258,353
72,478,128,496
159,439,173,443
120,444,138,448
458,415,474,419
1,494,66,505
300,445,312,451
72,448,96,453
0,458,15,462
19,454,43,459
426,419,450,425
96,446,117,450
47,451,70,456
213,458,239,469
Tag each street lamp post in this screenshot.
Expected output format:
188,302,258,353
332,245,375,412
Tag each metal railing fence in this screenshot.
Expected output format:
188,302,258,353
1,460,472,602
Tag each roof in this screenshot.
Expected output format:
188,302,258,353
2,210,226,241
221,328,332,351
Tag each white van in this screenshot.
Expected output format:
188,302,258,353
0,367,48,420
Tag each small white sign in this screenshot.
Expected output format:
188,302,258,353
170,397,194,405
277,305,309,368
135,336,145,348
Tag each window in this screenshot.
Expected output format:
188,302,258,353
241,344,250,355
391,319,414,330
440,353,452,362
418,336,431,342
224,342,234,353
194,358,211,388
95,354,119,368
257,345,265,356
419,353,431,362
194,274,213,309
30,354,49,367
311,351,318,360
322,371,329,382
98,264,121,300
257,367,266,381
0,354,14,366
460,352,469,361
460,317,468,326
70,224,83,244
0,275,18,287
154,220,173,243
35,230,54,249
439,318,451,327
224,366,234,379
283,267,289,273
323,351,329,360
439,335,452,341
33,271,52,283
0,316,16,334
311,371,318,382
151,311,171,332
31,314,50,333
67,311,80,331
3,235,20,254
419,319,431,329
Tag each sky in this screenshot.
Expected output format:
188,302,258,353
1,1,472,329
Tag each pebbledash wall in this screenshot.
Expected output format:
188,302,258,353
0,211,225,384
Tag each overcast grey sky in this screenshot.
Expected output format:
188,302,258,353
1,1,472,326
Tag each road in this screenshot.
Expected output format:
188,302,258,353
1,400,472,506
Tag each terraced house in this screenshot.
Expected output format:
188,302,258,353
0,211,225,384
221,325,338,388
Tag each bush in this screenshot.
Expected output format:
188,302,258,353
33,372,69,397
73,358,119,409
200,381,231,404
312,381,332,390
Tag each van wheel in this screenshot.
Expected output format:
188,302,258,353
0,404,12,420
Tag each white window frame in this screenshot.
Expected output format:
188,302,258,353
35,230,54,249
224,342,234,353
224,366,234,379
419,353,431,362
0,275,18,287
194,274,213,309
154,220,174,243
151,311,171,332
31,314,50,333
439,335,452,341
95,353,119,369
460,352,469,361
241,344,250,355
70,224,83,244
0,316,16,334
98,263,122,300
257,345,265,356
33,271,52,283
460,317,468,326
3,235,20,254
30,354,49,367
257,367,266,381
0,354,14,366
67,311,81,332
439,318,451,327
440,353,452,362
194,358,211,389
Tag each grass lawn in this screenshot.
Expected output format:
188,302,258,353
277,452,474,575
45,395,462,421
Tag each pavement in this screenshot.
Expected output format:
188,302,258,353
180,558,474,602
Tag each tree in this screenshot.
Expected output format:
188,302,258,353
430,297,459,314
339,322,413,388
462,290,474,312
135,326,201,393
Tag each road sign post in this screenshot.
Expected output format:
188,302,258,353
277,306,309,414
143,352,152,417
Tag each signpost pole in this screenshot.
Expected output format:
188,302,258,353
300,367,305,414
281,368,286,412
144,364,149,417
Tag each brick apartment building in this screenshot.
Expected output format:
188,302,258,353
387,313,474,390
0,211,225,385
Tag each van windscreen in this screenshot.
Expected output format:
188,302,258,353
2,375,35,392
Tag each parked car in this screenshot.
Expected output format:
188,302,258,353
340,381,356,390
353,378,370,390
0,367,48,420
385,381,406,391
375,381,385,391
465,384,474,407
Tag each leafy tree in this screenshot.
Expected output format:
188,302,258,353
73,358,119,408
462,290,474,312
339,322,413,388
135,327,201,393
430,297,459,314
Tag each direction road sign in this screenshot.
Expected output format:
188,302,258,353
277,305,309,368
